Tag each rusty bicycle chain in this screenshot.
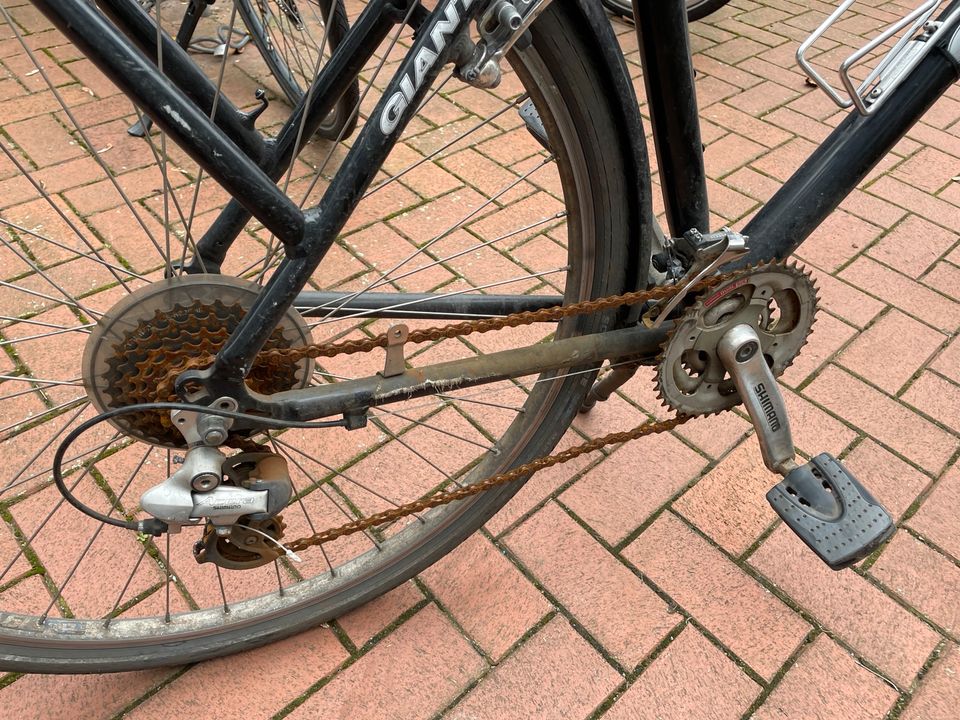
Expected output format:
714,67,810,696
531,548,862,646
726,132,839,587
265,272,737,552
286,415,691,551
258,273,732,364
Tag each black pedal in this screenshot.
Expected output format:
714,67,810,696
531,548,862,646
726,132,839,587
766,453,894,570
519,99,550,152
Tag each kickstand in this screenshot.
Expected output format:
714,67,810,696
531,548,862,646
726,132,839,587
579,361,642,413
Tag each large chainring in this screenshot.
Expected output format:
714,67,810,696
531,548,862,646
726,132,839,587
82,275,315,447
656,262,818,416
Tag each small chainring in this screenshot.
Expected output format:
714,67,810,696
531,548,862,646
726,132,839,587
82,275,315,447
656,262,818,416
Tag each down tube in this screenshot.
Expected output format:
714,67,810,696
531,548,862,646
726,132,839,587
736,43,960,269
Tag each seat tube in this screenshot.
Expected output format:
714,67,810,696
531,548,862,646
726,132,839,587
633,0,710,237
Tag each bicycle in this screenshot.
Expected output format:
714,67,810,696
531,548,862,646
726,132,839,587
132,0,359,138
0,0,947,672
602,0,731,23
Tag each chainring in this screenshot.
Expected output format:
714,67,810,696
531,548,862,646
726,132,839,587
82,275,315,447
656,262,818,416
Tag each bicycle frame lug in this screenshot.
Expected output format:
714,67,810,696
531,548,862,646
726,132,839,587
381,324,410,378
176,366,237,405
171,397,238,447
716,324,797,476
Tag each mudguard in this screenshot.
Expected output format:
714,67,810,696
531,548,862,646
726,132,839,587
565,0,653,297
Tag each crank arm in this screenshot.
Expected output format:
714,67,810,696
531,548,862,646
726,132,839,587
716,324,796,475
717,323,894,569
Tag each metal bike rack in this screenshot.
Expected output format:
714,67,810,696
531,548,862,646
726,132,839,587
797,0,954,115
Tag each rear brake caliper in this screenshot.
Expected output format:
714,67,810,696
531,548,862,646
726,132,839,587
458,0,550,88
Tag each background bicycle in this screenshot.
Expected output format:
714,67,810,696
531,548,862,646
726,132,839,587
133,0,358,138
0,0,957,716
603,0,731,22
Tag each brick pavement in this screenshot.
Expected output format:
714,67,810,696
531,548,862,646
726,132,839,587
0,0,959,718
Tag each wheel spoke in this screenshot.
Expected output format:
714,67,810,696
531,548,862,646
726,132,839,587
0,5,161,285
0,429,120,586
0,219,146,281
104,542,150,627
303,155,557,326
363,89,526,199
307,266,567,331
0,226,99,319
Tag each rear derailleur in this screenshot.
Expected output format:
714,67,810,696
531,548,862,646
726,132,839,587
139,399,297,570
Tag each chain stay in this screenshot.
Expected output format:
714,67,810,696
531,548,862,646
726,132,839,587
157,273,733,397
278,274,740,550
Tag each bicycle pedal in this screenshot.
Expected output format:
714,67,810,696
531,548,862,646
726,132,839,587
519,99,551,151
767,453,894,570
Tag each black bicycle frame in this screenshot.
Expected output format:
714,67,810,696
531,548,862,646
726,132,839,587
633,0,960,270
25,0,960,427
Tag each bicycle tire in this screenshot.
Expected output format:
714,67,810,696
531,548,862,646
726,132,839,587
602,0,731,22
236,0,361,140
0,1,645,672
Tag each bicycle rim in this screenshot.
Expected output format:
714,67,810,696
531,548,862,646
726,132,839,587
0,0,637,671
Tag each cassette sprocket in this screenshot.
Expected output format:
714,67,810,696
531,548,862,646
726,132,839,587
81,275,315,447
656,262,818,416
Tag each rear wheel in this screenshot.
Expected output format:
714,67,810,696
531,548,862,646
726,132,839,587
0,1,647,671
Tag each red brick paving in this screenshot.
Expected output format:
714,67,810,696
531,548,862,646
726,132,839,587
625,511,810,681
444,615,622,720
603,625,760,720
0,1,958,718
752,635,899,720
901,642,960,720
506,501,677,669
